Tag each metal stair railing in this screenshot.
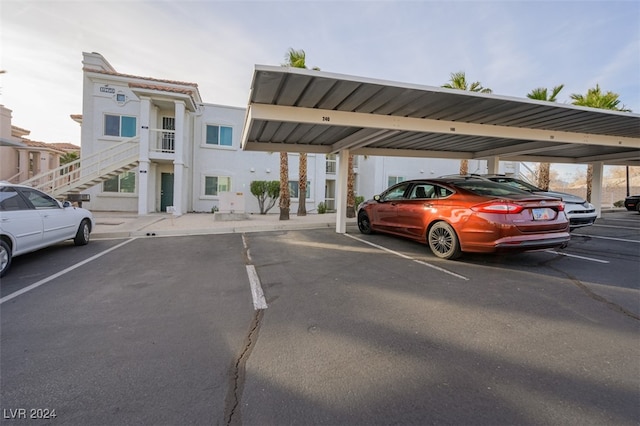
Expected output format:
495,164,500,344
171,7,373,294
19,136,140,197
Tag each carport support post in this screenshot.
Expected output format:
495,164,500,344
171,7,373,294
592,161,603,218
335,149,350,234
486,156,500,174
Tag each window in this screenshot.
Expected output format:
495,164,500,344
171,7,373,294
103,171,136,193
326,154,337,174
289,181,311,199
206,125,233,146
204,176,231,196
105,114,136,137
382,182,410,201
16,187,60,209
0,187,30,211
388,176,405,187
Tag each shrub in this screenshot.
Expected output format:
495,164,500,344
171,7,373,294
317,202,327,214
613,200,625,207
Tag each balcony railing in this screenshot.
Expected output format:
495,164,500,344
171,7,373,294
150,128,175,153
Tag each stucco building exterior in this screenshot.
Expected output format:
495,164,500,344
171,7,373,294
79,52,508,215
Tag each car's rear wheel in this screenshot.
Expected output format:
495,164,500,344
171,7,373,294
358,212,373,235
428,221,461,260
0,240,12,277
74,219,91,246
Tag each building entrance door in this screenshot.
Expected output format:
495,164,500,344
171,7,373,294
160,172,174,212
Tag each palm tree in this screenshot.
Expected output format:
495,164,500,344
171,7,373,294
59,151,79,166
526,84,564,190
346,154,356,218
442,71,492,174
442,71,492,93
59,151,80,183
570,85,632,201
570,85,631,112
279,152,290,220
282,48,320,217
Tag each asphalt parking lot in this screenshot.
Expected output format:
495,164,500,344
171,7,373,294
1,211,638,425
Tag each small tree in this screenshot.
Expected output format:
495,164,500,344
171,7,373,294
250,180,280,214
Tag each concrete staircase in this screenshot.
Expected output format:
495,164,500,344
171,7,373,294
20,136,140,198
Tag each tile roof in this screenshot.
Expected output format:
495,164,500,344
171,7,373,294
83,67,199,88
11,125,30,137
50,142,81,151
20,139,79,153
128,82,198,97
83,67,202,107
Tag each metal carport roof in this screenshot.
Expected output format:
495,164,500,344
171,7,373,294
241,65,640,232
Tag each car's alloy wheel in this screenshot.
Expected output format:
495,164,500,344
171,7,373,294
74,219,91,246
428,221,461,260
358,212,373,235
0,240,12,277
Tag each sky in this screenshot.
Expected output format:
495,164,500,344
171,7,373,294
1,0,639,179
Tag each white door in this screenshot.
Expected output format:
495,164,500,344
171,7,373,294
17,187,76,244
0,187,43,255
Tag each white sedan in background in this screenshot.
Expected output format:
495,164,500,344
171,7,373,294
0,182,95,277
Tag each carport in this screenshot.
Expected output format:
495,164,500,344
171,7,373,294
241,65,640,233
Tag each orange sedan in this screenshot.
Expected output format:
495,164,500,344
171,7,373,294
356,177,570,259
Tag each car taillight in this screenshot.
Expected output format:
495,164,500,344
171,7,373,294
471,201,525,214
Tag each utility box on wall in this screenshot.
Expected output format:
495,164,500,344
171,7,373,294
218,192,245,213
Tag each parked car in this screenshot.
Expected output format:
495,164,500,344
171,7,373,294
0,182,95,277
443,174,597,230
624,194,640,212
357,177,570,260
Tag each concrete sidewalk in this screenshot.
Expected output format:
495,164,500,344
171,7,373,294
91,211,356,239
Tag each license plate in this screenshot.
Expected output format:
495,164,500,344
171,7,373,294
532,208,554,220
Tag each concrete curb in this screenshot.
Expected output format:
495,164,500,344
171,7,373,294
91,212,356,239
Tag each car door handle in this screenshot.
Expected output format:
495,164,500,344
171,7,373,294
423,203,434,208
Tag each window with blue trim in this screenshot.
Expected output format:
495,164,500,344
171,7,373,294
206,125,233,146
105,114,136,137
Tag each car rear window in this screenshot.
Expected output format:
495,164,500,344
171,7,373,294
453,181,530,197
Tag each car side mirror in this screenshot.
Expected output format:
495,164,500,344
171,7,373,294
374,195,382,202
62,201,72,208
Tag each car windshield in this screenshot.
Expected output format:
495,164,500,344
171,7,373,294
452,180,532,197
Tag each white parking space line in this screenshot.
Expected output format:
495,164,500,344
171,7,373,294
545,250,610,263
593,224,640,230
344,234,469,281
246,265,268,310
574,234,640,244
242,234,267,310
601,218,640,223
0,238,137,305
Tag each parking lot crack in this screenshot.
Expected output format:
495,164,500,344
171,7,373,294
224,309,264,426
543,259,639,321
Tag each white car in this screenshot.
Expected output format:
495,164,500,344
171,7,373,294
481,175,597,230
0,182,95,277
439,174,598,230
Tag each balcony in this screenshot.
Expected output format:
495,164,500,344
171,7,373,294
149,129,175,160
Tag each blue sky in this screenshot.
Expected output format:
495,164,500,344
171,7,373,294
2,0,639,174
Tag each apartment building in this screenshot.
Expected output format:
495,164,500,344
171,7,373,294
80,52,512,215
0,105,80,183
